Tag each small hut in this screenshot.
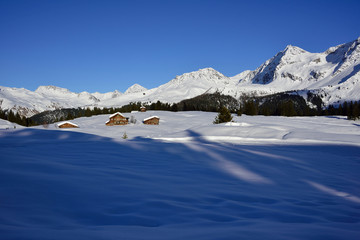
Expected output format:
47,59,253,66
57,121,79,128
140,106,146,112
106,112,129,126
143,116,160,125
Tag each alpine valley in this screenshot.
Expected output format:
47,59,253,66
1,37,359,118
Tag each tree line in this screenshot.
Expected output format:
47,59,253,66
0,109,27,126
1,93,359,127
238,98,360,120
0,101,177,126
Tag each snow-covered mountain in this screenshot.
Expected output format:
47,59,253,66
148,68,237,103
92,90,122,101
124,84,147,94
0,86,101,117
1,37,359,117
234,37,360,105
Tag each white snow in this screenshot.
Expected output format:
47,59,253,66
1,37,360,117
57,121,79,127
143,116,159,122
0,119,23,129
1,112,359,239
39,111,360,146
108,112,126,119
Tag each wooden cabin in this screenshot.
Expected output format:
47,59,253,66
57,121,79,128
106,112,129,126
143,116,160,125
140,106,146,112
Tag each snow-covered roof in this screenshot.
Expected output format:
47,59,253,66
57,121,78,127
143,116,160,122
108,112,125,119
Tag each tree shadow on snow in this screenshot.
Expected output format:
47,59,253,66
1,128,360,239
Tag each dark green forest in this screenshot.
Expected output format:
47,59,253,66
1,92,359,127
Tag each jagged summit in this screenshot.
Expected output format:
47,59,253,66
124,84,147,94
283,45,307,55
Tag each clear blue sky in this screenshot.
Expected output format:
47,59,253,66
1,0,359,93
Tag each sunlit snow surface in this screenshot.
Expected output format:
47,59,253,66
1,112,360,239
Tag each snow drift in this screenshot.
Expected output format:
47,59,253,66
0,112,359,239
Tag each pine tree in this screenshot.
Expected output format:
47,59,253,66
354,101,360,119
170,103,178,112
213,106,233,124
261,105,270,116
237,108,242,116
244,100,257,116
7,110,16,123
337,104,343,115
347,101,354,120
343,101,349,116
281,100,296,117
20,116,27,126
155,101,162,110
0,109,6,120
122,132,128,139
349,101,360,120
85,108,92,117
66,112,74,120
14,112,20,124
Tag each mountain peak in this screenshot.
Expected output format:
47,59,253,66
196,67,217,73
196,67,229,76
35,85,71,94
124,84,147,94
170,67,229,85
283,45,307,55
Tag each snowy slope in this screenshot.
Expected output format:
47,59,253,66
1,37,359,117
32,110,360,146
35,85,101,106
147,67,239,103
91,90,122,101
0,119,23,129
0,112,359,239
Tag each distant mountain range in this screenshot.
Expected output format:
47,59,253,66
1,37,359,117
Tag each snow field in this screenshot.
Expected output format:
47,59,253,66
40,111,360,146
0,119,23,130
0,111,360,239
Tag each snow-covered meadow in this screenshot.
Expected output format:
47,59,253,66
1,111,360,239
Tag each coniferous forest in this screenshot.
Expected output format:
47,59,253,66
1,92,359,127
